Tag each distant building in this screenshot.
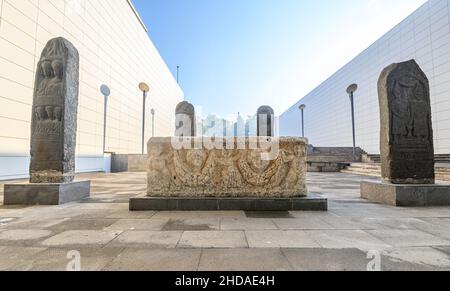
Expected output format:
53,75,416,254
0,0,183,180
246,115,258,137
280,0,450,154
200,113,257,137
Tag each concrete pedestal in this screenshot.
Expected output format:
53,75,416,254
361,181,450,207
130,193,327,211
4,181,90,205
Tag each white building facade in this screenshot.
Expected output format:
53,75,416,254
280,0,450,155
0,0,183,180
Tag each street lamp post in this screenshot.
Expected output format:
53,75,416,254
100,85,111,154
150,108,155,137
346,84,358,161
139,82,150,155
299,104,306,138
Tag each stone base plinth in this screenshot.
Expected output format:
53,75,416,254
4,181,90,205
130,194,327,211
361,181,450,207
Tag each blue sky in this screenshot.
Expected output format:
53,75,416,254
132,0,427,118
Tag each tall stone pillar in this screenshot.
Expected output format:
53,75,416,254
175,101,196,137
30,37,80,183
4,37,90,205
378,60,435,184
361,60,450,206
257,106,275,137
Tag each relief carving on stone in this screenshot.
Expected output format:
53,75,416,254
30,37,79,184
147,137,307,198
379,59,435,184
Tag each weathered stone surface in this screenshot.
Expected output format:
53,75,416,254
361,181,450,207
257,106,275,137
4,181,90,205
128,155,147,172
378,60,435,184
30,37,80,183
175,101,196,137
146,137,307,198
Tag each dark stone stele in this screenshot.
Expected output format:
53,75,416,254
3,37,90,205
379,59,435,184
361,60,450,207
257,106,275,137
175,101,196,137
129,193,327,211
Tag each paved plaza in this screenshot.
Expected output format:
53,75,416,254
1,172,450,271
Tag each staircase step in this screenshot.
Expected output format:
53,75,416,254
341,165,450,182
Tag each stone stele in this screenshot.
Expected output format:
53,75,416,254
361,60,450,207
30,37,80,184
378,59,435,184
175,101,196,137
4,37,90,206
145,137,308,198
257,106,275,137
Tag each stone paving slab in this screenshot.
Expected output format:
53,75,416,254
162,218,221,231
198,249,291,271
245,230,320,248
381,247,450,270
3,218,71,230
47,219,118,232
0,229,54,247
178,231,248,248
272,217,334,230
282,248,370,271
41,230,122,248
104,210,156,219
106,218,170,231
220,218,278,231
107,231,183,249
367,229,450,247
103,248,202,271
307,230,391,250
355,217,435,230
12,247,124,271
0,246,47,271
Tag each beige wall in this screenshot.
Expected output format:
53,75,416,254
0,0,183,179
280,0,450,155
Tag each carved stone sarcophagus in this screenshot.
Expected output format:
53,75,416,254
146,137,308,198
30,37,79,183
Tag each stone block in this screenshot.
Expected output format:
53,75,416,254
129,195,327,211
361,181,450,207
146,137,308,198
3,181,90,205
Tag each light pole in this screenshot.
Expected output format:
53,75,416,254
139,82,150,155
299,104,306,138
150,108,155,137
100,85,111,154
347,84,358,161
176,65,180,84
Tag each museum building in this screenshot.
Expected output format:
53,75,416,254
0,0,184,180
280,0,450,155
